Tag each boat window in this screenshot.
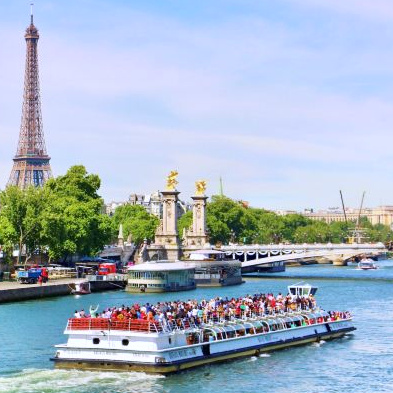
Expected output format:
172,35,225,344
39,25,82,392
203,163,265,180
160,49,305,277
241,322,254,334
216,327,227,339
222,326,235,338
211,327,222,333
202,328,217,342
186,334,196,345
275,321,285,330
250,321,263,333
93,338,100,345
122,339,129,346
235,327,246,336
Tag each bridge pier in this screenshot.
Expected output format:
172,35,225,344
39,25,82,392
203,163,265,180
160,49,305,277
332,256,347,266
315,257,331,264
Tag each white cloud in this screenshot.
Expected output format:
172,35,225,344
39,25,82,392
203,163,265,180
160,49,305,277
1,1,393,210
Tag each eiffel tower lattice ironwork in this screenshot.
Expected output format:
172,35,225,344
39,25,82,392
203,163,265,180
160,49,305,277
8,9,52,188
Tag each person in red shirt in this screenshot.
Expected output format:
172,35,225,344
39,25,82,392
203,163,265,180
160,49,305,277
41,268,49,283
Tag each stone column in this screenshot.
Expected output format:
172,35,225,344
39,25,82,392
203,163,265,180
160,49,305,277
117,224,124,248
191,195,208,238
154,190,181,260
184,195,208,247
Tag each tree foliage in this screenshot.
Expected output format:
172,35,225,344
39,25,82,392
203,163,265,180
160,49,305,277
197,195,393,246
111,204,159,245
40,165,112,261
206,196,256,244
0,186,47,263
178,210,192,240
0,165,112,263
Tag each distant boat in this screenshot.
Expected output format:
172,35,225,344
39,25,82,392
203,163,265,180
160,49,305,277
71,281,91,295
357,259,378,270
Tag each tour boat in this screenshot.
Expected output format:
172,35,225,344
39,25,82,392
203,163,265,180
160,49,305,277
52,283,355,374
357,259,378,270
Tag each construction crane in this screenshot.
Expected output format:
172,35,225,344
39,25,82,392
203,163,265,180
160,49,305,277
354,191,366,243
339,190,348,223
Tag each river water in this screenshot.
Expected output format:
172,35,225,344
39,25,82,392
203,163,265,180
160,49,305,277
0,260,392,393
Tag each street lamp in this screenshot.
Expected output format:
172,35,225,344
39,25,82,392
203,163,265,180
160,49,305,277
230,230,235,244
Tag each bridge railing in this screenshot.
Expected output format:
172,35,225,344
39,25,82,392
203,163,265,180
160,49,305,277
221,242,386,252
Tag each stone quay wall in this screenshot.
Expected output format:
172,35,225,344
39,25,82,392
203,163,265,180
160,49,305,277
0,282,72,304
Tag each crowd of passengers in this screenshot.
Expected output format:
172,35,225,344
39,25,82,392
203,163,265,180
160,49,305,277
73,292,352,326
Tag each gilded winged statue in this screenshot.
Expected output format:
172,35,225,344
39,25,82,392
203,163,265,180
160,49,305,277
195,180,207,196
165,170,179,190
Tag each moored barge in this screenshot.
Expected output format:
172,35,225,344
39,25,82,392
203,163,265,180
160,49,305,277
52,283,355,373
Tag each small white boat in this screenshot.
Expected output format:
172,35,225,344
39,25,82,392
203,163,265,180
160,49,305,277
357,259,378,270
71,281,91,295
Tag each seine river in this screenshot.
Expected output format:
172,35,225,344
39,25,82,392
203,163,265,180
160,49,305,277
0,261,392,393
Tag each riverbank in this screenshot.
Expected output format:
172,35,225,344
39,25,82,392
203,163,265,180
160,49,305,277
0,277,127,303
0,278,82,303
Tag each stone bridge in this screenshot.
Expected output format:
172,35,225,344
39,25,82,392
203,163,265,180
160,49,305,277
220,243,387,271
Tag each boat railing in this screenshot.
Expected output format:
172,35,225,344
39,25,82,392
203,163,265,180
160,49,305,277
65,308,344,334
66,318,164,333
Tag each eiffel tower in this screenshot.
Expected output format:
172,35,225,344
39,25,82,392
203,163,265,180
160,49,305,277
8,7,52,188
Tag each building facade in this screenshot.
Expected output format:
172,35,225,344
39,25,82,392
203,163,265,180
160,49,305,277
302,206,393,227
105,192,191,218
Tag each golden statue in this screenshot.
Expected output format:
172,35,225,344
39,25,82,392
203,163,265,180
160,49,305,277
195,180,207,196
165,170,179,191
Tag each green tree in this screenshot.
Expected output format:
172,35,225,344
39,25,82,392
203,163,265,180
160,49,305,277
293,220,330,243
329,221,352,243
41,165,112,261
111,204,159,245
178,210,192,240
282,214,311,242
250,209,285,244
206,196,243,244
206,214,231,245
0,186,47,263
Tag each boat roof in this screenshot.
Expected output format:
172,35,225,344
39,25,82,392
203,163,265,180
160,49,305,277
189,249,225,254
288,281,317,289
287,281,318,297
128,261,195,272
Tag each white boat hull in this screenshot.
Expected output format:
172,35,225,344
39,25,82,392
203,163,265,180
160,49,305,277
52,320,355,373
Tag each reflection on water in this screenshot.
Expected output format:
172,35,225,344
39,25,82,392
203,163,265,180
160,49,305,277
0,260,392,393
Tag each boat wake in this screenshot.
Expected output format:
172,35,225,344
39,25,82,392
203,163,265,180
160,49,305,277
246,353,271,362
0,368,164,393
312,340,326,347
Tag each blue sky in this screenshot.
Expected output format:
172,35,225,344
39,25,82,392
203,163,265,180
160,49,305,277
0,0,392,210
